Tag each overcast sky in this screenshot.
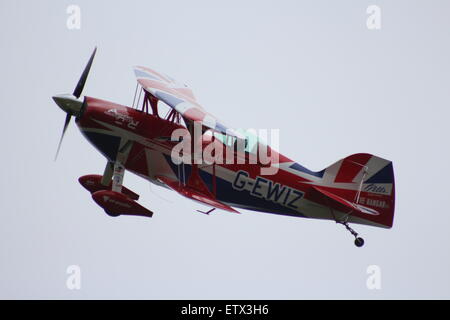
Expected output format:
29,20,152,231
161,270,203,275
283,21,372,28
1,0,450,299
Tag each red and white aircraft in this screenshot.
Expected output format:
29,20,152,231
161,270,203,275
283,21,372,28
53,49,395,247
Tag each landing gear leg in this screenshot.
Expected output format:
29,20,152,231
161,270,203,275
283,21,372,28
337,221,365,247
110,139,132,193
101,161,114,187
328,204,365,247
112,162,125,193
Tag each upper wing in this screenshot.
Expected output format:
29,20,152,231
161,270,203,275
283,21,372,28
134,65,197,102
134,66,243,138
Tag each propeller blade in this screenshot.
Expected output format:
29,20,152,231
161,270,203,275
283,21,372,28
73,47,97,98
54,114,72,161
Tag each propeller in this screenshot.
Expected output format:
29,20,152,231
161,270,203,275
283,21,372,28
73,47,97,99
54,114,72,161
53,47,97,160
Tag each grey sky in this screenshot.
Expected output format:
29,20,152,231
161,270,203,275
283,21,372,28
1,0,449,299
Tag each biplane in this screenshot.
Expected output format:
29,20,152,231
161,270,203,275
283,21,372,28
52,48,395,247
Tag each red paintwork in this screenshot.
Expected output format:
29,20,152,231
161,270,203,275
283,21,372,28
334,153,371,183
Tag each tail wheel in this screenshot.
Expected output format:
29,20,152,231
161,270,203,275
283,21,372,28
354,237,365,247
336,219,366,247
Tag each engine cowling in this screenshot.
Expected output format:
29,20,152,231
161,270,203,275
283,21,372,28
92,190,153,218
79,174,139,200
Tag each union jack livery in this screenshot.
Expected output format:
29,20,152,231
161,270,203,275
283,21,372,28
53,48,395,247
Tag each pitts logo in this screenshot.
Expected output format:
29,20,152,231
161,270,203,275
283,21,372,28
363,183,387,194
104,109,139,130
232,170,303,210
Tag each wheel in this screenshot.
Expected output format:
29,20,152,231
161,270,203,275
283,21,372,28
354,237,365,247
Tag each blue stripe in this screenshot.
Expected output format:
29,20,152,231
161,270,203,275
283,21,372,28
289,162,325,178
82,131,120,162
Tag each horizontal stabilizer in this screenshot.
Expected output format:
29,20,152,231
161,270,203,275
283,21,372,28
307,186,380,217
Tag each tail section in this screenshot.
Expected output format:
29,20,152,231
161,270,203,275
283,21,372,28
320,153,395,228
